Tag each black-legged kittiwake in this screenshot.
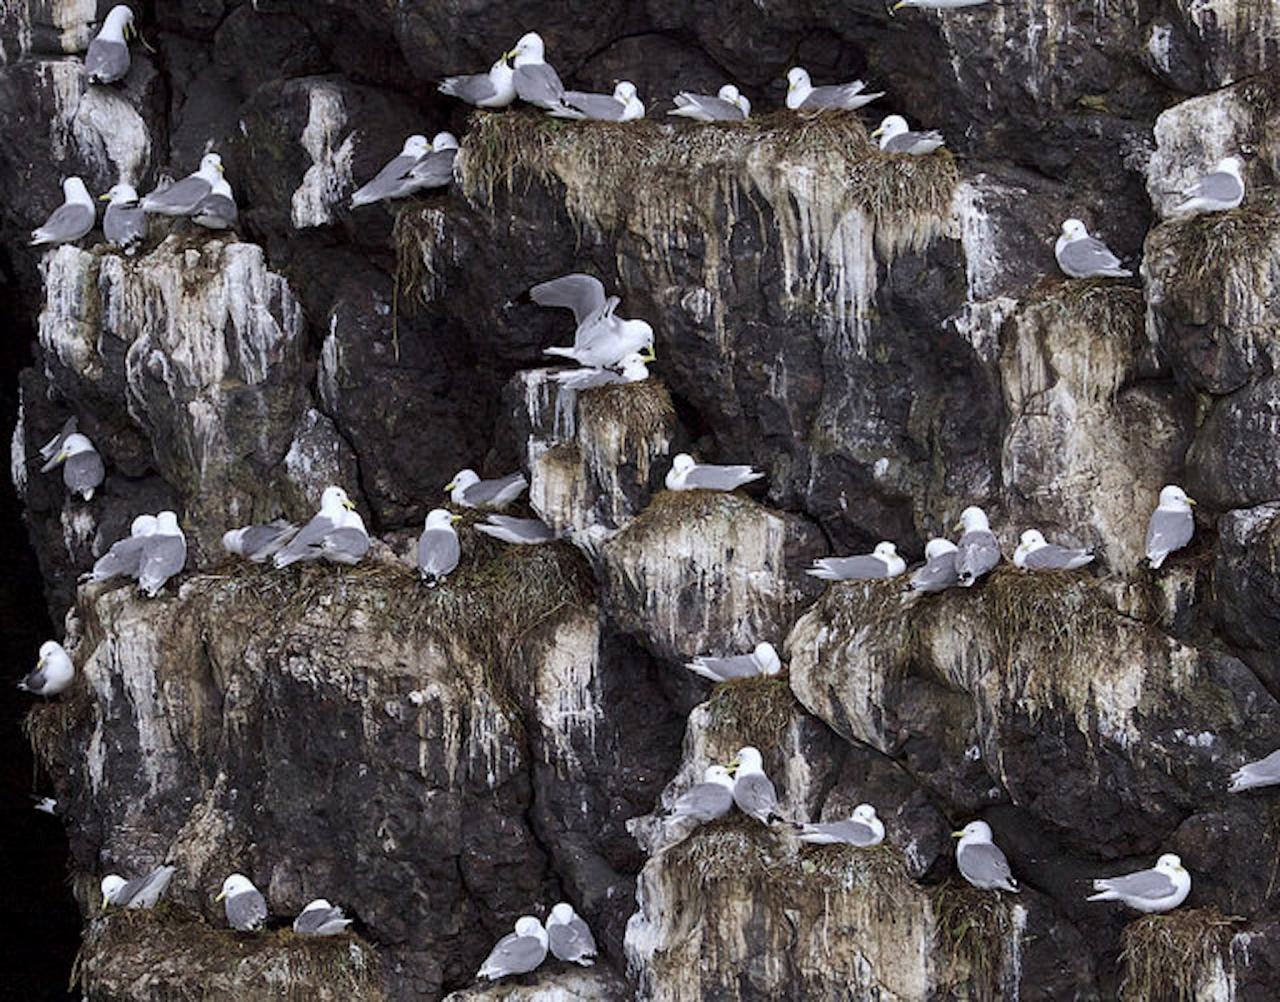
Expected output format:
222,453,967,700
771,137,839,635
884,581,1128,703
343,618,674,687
138,510,187,597
953,820,1019,892
1087,854,1190,913
37,416,78,464
911,538,960,592
406,133,459,191
88,514,156,583
18,641,75,697
474,515,558,545
438,55,516,109
274,486,362,568
1145,485,1195,570
84,5,136,85
1013,529,1094,571
807,541,906,581
550,352,650,391
954,506,1001,586
551,81,645,121
222,520,298,563
1055,219,1132,279
101,865,175,910
792,804,885,847
664,453,763,492
509,33,567,111
477,916,548,980
446,469,528,510
545,903,597,966
418,508,461,586
685,641,781,683
664,765,735,827
217,873,267,931
729,746,784,825
785,67,883,112
533,273,656,369
1173,156,1244,215
101,183,147,253
31,178,95,247
871,115,946,155
40,432,104,500
142,154,224,216
293,899,353,936
193,177,238,230
669,84,750,122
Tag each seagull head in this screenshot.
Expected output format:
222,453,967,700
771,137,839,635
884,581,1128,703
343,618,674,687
101,874,125,908
1158,484,1195,510
131,514,158,537
1018,529,1047,550
924,537,958,560
873,541,899,560
509,32,545,63
100,182,139,204
514,915,547,943
753,641,782,674
216,873,255,902
952,819,993,843
955,506,990,535
155,510,181,534
852,803,879,824
548,902,575,926
62,177,92,205
870,114,909,143
402,134,431,157
37,640,62,664
670,453,695,474
1155,853,1183,873
425,508,459,530
321,485,355,512
446,469,479,493
717,84,740,102
431,132,459,152
302,898,333,912
786,67,810,91
730,745,764,776
615,352,651,382
1217,155,1243,176
1060,218,1088,241
704,764,735,788
613,81,638,101
101,5,134,39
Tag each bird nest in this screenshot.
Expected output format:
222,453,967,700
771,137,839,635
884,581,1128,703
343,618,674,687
703,674,800,749
620,488,762,544
24,677,96,777
1118,907,1243,1002
930,881,1016,1002
576,378,675,446
1147,196,1279,296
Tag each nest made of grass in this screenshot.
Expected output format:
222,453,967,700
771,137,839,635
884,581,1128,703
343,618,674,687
931,881,1016,1002
704,674,799,748
620,488,762,547
1119,907,1243,1002
1149,195,1280,294
577,378,675,446
24,678,96,775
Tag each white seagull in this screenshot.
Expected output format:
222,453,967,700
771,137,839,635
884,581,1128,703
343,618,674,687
1055,219,1132,279
31,178,95,247
1145,485,1195,569
438,55,517,109
1013,529,1094,571
533,273,656,369
477,915,548,980
1087,854,1191,913
871,115,946,155
785,67,883,112
18,641,75,697
954,506,1001,586
685,641,782,683
953,820,1019,893
1173,156,1244,216
910,538,961,592
807,541,906,581
669,84,750,122
664,453,763,492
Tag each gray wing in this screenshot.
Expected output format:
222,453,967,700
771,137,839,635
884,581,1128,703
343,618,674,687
1187,171,1243,202
321,526,369,564
670,782,733,822
670,93,744,121
417,527,460,580
33,203,95,243
275,511,340,566
85,37,129,83
1096,868,1176,900
39,417,77,461
1059,237,1129,277
554,367,625,390
238,521,298,561
515,63,566,108
481,932,546,977
293,906,349,935
475,516,556,544
350,153,423,205
193,193,237,229
104,203,146,248
557,91,626,121
688,654,760,681
733,773,779,820
884,131,945,154
1145,508,1193,564
138,536,186,593
1024,544,1093,571
808,555,891,581
462,472,528,508
531,274,607,326
439,73,497,104
911,554,959,592
805,82,880,110
549,917,596,963
1232,750,1280,791
408,148,457,189
685,465,762,490
91,536,148,581
957,531,1000,581
125,865,175,908
142,176,212,215
65,451,105,498
799,820,879,846
227,889,267,931
20,665,48,693
958,842,1015,889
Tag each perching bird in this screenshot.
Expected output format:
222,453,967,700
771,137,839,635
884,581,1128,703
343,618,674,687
88,514,156,583
533,273,656,369
664,453,763,492
1013,529,1094,571
545,902,597,966
217,873,267,932
551,81,645,121
792,804,885,847
477,915,549,981
664,765,736,826
32,796,59,815
39,432,104,500
446,469,528,510
892,0,990,10
293,899,353,936
101,183,147,253
84,5,135,84
954,506,1001,586
1055,219,1132,279
785,67,883,112
192,177,237,229
1229,750,1280,793
350,134,456,207
1145,485,1196,569
30,177,95,247
474,515,558,545
438,55,517,109
685,641,782,683
871,115,946,155
953,820,1019,893
1173,156,1244,216
417,508,461,586
222,520,298,563
1087,854,1191,913
910,538,961,592
807,541,906,581
18,641,75,697
406,133,459,191
274,486,362,568
138,510,187,597
37,416,78,464
509,32,567,111
550,352,651,391
668,84,751,122
101,865,175,910
142,154,224,216
729,746,784,825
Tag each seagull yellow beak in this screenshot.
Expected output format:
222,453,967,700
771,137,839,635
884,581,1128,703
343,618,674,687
216,163,225,174
342,499,356,511
952,521,963,533
870,126,884,139
642,345,657,362
214,890,227,902
99,193,112,201
451,514,463,523
951,829,965,838
1186,497,1198,506
444,481,456,491
100,892,110,910
892,0,909,8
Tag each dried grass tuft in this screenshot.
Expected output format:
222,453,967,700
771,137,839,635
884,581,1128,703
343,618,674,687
932,882,1015,1001
1119,907,1243,1002
704,674,799,747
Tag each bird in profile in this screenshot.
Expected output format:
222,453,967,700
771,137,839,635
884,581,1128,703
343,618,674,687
669,84,750,122
142,154,224,216
785,67,883,112
18,641,75,697
39,431,104,500
792,804,885,847
438,54,516,109
84,5,136,85
101,865,175,910
1087,854,1191,913
1145,485,1195,569
477,915,548,980
31,178,96,247
545,902,597,966
101,182,147,254
418,508,461,586
1012,529,1094,571
192,176,238,230
728,746,785,825
446,469,528,510
685,641,781,683
664,453,763,492
532,273,656,369
350,133,457,207
216,873,267,932
88,514,157,583
663,764,736,826
551,81,645,121
870,115,946,155
293,899,353,936
509,32,567,111
1173,156,1244,216
274,486,366,568
1055,219,1132,279
910,538,961,592
954,506,1001,586
474,515,558,545
137,511,187,597
953,820,1019,893
807,541,906,581
222,520,298,563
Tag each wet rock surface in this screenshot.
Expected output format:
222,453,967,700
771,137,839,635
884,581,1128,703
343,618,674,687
2,0,1280,1000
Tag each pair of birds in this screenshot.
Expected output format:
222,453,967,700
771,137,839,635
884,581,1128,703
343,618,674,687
954,822,1191,914
30,154,236,251
214,874,351,935
349,133,459,209
87,511,188,598
476,903,597,981
529,273,657,372
663,748,885,848
36,417,103,500
1054,156,1246,279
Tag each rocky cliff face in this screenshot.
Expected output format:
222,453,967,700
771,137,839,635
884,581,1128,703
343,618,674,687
4,1,1280,1000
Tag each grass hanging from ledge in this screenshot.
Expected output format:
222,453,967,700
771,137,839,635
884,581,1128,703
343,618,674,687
1119,907,1243,1002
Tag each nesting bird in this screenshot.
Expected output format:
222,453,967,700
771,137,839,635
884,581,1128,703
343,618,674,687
533,273,656,369
293,899,353,936
510,32,567,111
953,820,1019,893
273,486,368,568
1173,156,1244,216
39,431,104,500
446,469,528,510
871,115,946,155
222,520,298,563
192,176,238,229
551,352,651,391
1012,529,1094,571
101,183,147,253
1055,219,1132,279
30,177,96,247
84,5,136,84
142,154,224,216
217,873,267,932
438,54,517,109
552,81,645,121
477,915,548,980
663,764,736,826
101,865,175,910
793,804,885,847
664,453,763,492
474,515,558,545
728,746,784,825
1087,854,1191,913
138,511,187,597
545,902,597,966
1145,485,1195,569
669,84,751,122
18,641,75,697
954,506,1001,586
910,538,961,592
785,67,883,112
417,508,461,586
807,541,906,581
685,641,781,683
